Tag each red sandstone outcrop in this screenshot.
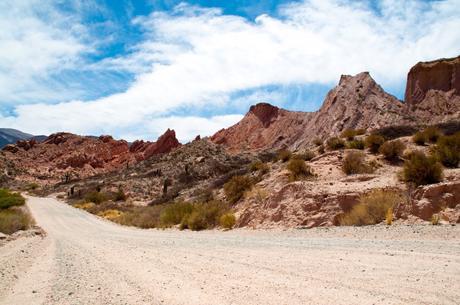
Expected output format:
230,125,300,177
411,181,460,221
211,102,313,152
1,129,180,183
405,56,460,122
212,73,411,152
405,56,460,107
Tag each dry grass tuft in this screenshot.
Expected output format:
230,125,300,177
342,151,373,175
287,159,314,181
339,189,404,226
403,151,443,186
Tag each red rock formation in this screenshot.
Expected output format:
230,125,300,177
212,72,411,152
405,56,460,106
1,129,181,183
404,56,460,122
142,129,181,159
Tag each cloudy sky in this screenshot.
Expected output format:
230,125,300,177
0,0,459,142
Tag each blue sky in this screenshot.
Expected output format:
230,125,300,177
0,0,459,142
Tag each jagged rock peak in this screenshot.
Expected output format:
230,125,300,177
405,55,460,106
249,103,280,127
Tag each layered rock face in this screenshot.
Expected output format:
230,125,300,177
1,130,180,184
405,56,460,106
405,56,460,122
212,73,411,151
211,103,313,152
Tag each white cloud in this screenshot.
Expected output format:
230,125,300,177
1,0,459,141
0,0,92,103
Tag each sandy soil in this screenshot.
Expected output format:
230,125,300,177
0,196,459,305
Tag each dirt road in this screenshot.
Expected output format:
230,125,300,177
0,196,459,305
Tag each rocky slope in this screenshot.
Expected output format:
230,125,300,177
212,57,460,152
1,129,180,185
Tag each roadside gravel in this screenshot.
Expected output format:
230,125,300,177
0,196,459,305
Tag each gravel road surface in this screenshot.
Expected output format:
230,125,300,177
0,196,459,305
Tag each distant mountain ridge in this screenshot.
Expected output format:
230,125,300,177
0,128,46,148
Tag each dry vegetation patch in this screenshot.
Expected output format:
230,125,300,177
338,189,405,226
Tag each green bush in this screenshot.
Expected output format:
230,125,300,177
0,189,26,209
277,149,292,162
224,175,253,204
412,131,427,145
219,213,236,229
184,210,207,231
84,191,108,204
0,208,33,234
326,137,345,150
346,139,365,150
160,201,194,226
339,190,404,226
287,159,314,181
365,134,385,154
435,133,460,168
403,151,443,186
379,139,405,161
342,151,372,175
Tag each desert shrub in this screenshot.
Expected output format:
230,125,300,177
26,183,40,191
224,175,253,204
326,137,345,150
403,151,443,186
372,125,418,140
84,191,108,204
249,161,269,174
73,201,95,210
435,133,460,168
183,210,207,231
97,209,123,221
160,201,194,226
313,138,323,146
339,189,404,226
117,206,163,229
257,151,277,163
294,150,315,161
342,151,372,175
423,126,442,143
341,129,358,140
287,159,314,181
385,207,393,225
219,213,236,230
0,208,33,234
0,189,26,209
365,134,385,154
379,139,405,161
114,189,127,201
412,131,427,145
431,214,440,225
318,144,325,154
346,139,365,150
180,201,230,231
277,149,292,162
